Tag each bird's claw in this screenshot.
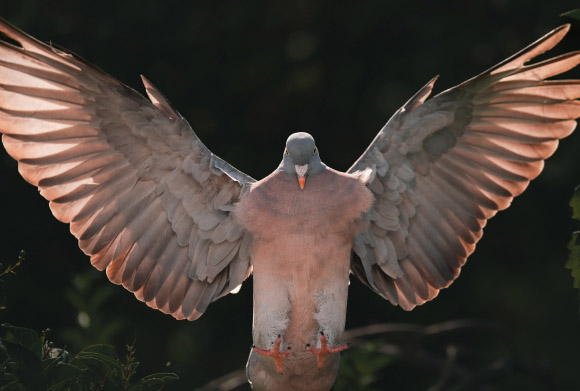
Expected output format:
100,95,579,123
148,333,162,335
306,331,348,369
252,336,292,374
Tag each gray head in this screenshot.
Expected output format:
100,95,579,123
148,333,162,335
279,132,326,189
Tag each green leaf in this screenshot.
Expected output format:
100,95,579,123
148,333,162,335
69,344,124,386
0,339,43,388
2,325,43,359
128,373,179,391
561,9,580,21
44,362,82,390
0,380,26,391
77,344,119,359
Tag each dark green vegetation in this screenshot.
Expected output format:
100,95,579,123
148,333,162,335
1,2,580,390
0,324,178,390
567,188,580,297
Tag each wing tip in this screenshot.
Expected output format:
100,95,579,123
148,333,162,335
403,75,440,112
0,17,44,53
140,75,181,120
490,24,572,75
555,23,571,35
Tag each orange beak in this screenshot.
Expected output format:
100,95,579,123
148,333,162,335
295,164,308,190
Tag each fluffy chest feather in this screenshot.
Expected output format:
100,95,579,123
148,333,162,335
235,168,373,241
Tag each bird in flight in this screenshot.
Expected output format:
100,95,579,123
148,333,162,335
1,19,579,391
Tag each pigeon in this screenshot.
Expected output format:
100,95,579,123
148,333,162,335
1,18,579,391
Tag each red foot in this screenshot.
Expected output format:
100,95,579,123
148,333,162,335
306,332,349,369
252,336,292,374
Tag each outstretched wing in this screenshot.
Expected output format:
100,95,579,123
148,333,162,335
0,18,255,320
349,25,580,310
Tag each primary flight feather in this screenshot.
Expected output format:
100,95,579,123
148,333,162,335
1,19,579,391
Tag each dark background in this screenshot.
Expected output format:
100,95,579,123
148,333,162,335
1,1,580,390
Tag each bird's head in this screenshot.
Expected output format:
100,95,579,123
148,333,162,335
280,132,326,190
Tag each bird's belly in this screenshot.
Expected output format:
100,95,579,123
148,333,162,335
251,231,352,323
258,233,351,339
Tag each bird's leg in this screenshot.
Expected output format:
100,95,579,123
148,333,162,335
308,283,349,369
306,331,349,369
252,335,292,374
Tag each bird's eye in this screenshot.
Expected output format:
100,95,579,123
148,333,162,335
313,147,318,154
284,148,289,155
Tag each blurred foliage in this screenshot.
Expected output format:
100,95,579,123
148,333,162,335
567,187,580,293
335,320,557,391
58,270,128,351
193,319,557,391
561,9,580,20
1,1,580,390
0,261,177,390
0,324,178,391
334,342,392,391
